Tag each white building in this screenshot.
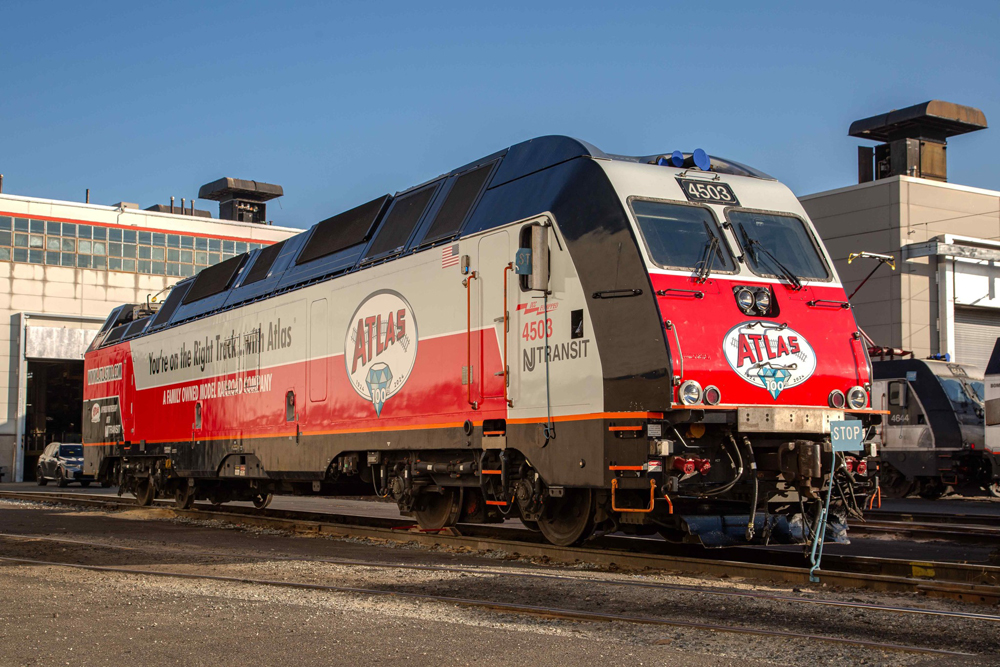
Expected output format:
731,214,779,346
0,189,298,481
801,101,999,369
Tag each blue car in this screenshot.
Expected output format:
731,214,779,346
36,443,100,487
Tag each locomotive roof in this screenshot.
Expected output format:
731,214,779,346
93,135,770,348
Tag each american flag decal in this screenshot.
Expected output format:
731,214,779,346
441,244,460,268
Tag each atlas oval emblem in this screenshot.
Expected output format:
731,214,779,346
344,290,418,416
91,403,101,423
723,322,817,400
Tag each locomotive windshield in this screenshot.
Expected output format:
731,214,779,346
728,211,830,281
630,200,734,273
937,375,985,422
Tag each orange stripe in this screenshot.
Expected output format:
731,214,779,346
609,426,643,432
507,411,663,425
609,465,644,471
484,500,508,506
481,470,502,475
483,430,506,436
84,407,884,447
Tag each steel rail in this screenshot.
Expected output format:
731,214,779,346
864,509,1000,528
0,553,975,658
849,519,1000,544
4,490,1000,604
3,531,998,625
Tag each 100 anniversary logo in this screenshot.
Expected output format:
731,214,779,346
345,291,418,416
723,322,816,400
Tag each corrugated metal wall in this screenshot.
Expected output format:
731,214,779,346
955,307,1000,371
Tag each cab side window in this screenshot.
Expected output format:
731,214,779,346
888,381,925,425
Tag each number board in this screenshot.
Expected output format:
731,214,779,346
676,179,740,207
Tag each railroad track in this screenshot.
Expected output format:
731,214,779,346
0,531,991,659
3,489,1000,605
866,508,1000,528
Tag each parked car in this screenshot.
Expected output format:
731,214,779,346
36,443,102,487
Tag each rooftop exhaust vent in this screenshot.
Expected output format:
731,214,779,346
198,178,283,224
851,100,987,183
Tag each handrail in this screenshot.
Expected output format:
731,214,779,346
503,263,513,407
611,478,657,513
807,299,850,309
664,320,683,385
592,288,642,299
465,271,479,410
656,288,704,299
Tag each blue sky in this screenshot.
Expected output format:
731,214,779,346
1,1,997,229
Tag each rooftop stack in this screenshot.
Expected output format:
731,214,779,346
850,100,987,183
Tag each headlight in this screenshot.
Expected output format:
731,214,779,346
828,389,846,409
703,385,721,406
736,289,754,312
754,289,770,313
679,380,703,405
847,386,868,409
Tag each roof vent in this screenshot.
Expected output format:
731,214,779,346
198,178,283,224
850,100,987,183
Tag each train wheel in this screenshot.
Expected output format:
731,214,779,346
917,478,947,500
135,479,154,506
537,488,595,546
252,492,273,510
878,468,913,499
174,485,195,510
414,487,463,530
988,482,1000,499
520,519,541,532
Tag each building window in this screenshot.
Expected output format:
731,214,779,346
0,217,271,278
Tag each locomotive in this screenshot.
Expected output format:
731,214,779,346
872,357,993,498
82,136,880,547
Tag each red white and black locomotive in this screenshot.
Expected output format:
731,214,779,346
83,136,880,547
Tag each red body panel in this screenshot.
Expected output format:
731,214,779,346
85,331,508,446
651,273,867,407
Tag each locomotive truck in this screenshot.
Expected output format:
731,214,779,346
83,136,881,547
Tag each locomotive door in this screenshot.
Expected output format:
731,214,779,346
306,298,329,425
477,231,510,409
883,379,934,449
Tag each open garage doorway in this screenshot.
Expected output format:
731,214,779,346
24,360,84,481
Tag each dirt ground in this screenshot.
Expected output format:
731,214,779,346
0,499,996,667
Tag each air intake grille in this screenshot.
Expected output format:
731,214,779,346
296,195,391,265
243,241,285,286
182,254,248,304
363,186,437,262
421,163,493,246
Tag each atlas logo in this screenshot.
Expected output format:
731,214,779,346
516,301,558,316
91,403,101,424
723,322,816,400
345,291,418,416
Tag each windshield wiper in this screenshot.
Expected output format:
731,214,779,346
695,225,719,283
738,226,802,290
